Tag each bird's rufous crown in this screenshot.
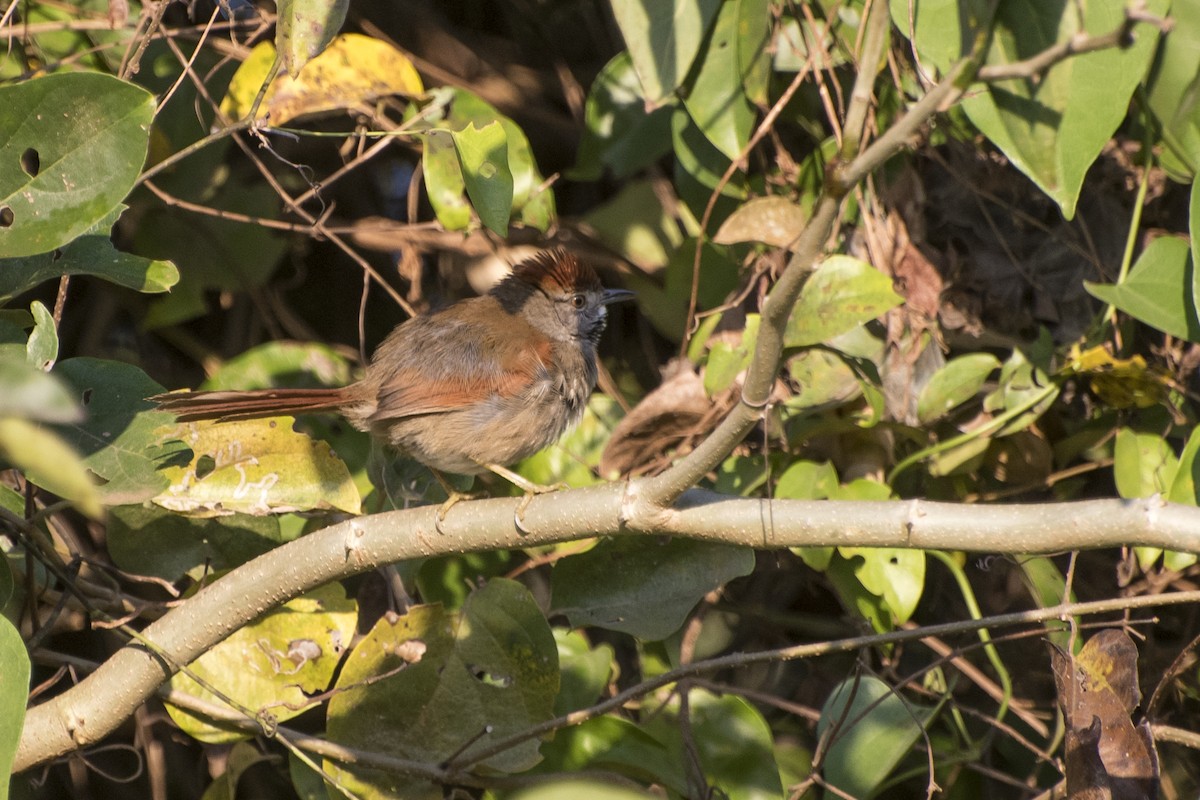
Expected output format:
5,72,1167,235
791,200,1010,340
510,249,601,294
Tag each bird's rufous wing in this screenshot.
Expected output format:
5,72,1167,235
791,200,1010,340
368,307,553,422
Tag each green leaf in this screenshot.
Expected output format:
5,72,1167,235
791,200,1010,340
552,538,754,640
0,72,154,257
24,301,56,370
961,0,1168,219
735,0,771,105
819,675,933,798
888,0,995,74
784,348,863,410
1085,236,1200,342
451,122,513,235
916,353,1000,424
704,314,759,396
107,505,288,581
0,417,102,517
326,579,558,798
838,548,926,624
201,341,355,391
681,0,756,160
670,106,748,200
609,0,723,105
153,416,360,516
784,255,904,346
1145,0,1200,181
573,52,675,181
553,628,615,716
422,130,472,231
511,779,661,800
0,615,30,800
53,358,188,503
276,0,349,77
0,229,178,306
535,716,686,793
167,582,357,743
1113,427,1178,499
1168,425,1200,506
775,460,839,500
643,690,783,800
0,356,81,423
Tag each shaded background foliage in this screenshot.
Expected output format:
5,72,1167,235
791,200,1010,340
2,0,1200,797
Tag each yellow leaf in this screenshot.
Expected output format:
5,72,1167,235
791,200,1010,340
221,34,424,124
153,417,361,516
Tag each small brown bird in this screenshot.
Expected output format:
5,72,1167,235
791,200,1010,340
153,249,633,520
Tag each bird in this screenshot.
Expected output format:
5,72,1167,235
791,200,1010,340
152,249,634,525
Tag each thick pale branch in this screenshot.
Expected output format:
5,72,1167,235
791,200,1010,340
16,488,1200,772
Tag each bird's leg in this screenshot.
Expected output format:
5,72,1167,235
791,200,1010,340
479,462,568,529
431,469,480,533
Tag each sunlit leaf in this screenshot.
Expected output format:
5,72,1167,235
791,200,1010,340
221,34,423,124
153,416,360,516
451,122,513,235
785,256,904,346
0,417,102,517
0,615,30,798
961,0,1168,218
167,582,357,743
326,579,558,798
1086,236,1200,342
0,72,154,257
609,0,722,105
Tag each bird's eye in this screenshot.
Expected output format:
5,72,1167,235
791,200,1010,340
571,294,586,309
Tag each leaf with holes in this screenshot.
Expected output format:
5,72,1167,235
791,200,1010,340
167,582,357,743
51,358,190,504
0,72,153,257
326,579,558,799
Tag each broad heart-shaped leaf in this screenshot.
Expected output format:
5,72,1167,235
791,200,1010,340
818,675,934,799
166,582,356,744
916,352,1000,424
220,34,423,124
551,538,755,640
0,417,101,517
961,0,1168,219
0,72,153,257
784,255,904,347
326,579,559,799
0,615,30,799
451,122,513,235
572,52,675,181
681,0,755,161
52,359,189,505
276,0,349,77
610,0,723,105
510,779,662,800
153,416,360,516
1085,236,1200,342
1113,427,1178,500
838,547,926,625
107,504,287,581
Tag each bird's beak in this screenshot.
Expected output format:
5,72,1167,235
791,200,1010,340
602,288,636,305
